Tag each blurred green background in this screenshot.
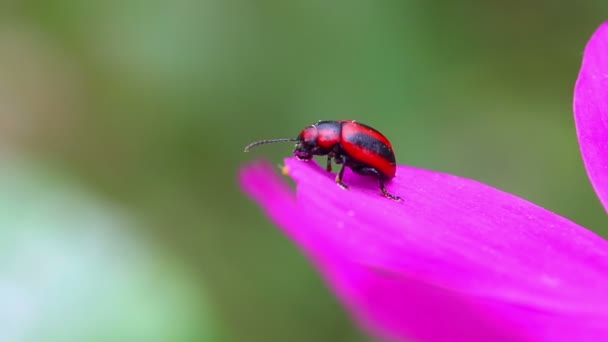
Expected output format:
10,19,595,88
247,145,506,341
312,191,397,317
1,1,608,341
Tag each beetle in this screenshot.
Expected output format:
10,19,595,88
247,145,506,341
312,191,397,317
244,120,400,201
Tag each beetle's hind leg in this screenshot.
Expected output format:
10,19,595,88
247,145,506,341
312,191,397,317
352,166,400,201
378,179,400,201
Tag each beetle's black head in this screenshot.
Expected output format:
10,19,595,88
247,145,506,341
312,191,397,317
293,125,318,160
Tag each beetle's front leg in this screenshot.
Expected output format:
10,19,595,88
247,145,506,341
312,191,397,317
326,152,335,172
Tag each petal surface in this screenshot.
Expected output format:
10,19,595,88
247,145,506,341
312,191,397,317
574,21,608,212
240,159,608,341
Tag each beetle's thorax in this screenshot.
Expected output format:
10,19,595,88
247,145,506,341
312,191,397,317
293,121,343,160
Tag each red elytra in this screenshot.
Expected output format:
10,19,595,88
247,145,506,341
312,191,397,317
244,120,399,200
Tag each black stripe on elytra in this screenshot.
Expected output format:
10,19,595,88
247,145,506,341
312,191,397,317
343,132,396,163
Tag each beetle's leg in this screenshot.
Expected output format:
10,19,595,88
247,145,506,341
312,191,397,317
334,154,344,164
326,152,334,172
379,179,400,201
335,156,348,190
335,164,349,189
351,165,401,201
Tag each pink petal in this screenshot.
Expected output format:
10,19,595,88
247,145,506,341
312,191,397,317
574,21,608,212
240,158,608,341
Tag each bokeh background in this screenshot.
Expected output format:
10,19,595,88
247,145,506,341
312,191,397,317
2,2,608,341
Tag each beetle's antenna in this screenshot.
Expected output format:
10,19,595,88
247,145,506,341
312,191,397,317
244,138,297,152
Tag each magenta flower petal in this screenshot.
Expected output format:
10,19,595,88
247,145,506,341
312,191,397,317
574,21,608,212
240,158,608,341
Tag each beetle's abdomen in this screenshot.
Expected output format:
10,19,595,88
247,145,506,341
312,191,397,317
340,121,396,179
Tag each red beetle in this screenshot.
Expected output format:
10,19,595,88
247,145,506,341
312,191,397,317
244,120,400,200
